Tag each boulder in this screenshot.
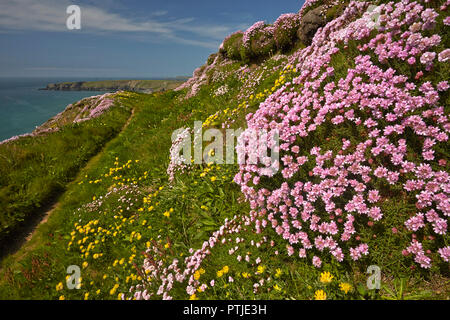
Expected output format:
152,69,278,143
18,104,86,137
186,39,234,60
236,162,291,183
297,5,327,45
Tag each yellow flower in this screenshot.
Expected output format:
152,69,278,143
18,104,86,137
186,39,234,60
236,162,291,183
222,266,229,274
59,295,65,300
257,265,266,274
339,282,352,294
194,270,201,281
189,294,198,300
275,268,282,278
163,211,170,218
56,282,64,291
314,290,327,300
210,176,217,182
273,284,282,291
110,284,119,295
242,272,250,279
319,271,334,284
82,261,88,269
84,292,89,300
217,270,224,278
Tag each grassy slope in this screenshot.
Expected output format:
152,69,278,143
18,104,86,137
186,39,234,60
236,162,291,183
0,0,448,300
0,103,132,246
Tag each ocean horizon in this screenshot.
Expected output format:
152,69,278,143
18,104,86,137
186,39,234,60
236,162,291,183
0,77,111,142
0,77,180,142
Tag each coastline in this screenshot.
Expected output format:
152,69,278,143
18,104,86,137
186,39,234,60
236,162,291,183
0,77,188,144
0,91,116,146
40,79,187,93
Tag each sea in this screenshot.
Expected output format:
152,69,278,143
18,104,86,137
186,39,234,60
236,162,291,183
0,77,109,142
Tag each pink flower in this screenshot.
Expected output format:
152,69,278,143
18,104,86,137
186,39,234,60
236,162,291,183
312,256,322,268
420,52,436,65
368,190,380,203
437,81,449,92
438,49,450,62
405,214,426,232
438,247,450,262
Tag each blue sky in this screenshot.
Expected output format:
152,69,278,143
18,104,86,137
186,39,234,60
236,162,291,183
0,0,305,79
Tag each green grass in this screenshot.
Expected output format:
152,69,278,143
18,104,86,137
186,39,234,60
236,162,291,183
0,104,131,245
0,0,448,301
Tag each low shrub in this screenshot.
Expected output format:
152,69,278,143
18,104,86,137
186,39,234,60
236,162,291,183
241,21,276,62
274,13,301,50
222,31,244,61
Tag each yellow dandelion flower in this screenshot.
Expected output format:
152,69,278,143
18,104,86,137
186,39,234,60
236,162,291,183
275,268,282,278
56,282,64,291
314,290,327,300
319,271,334,284
257,265,266,274
339,282,352,294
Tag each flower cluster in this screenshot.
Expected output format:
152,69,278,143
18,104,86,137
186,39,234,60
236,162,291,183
167,128,192,182
274,13,301,49
234,0,449,269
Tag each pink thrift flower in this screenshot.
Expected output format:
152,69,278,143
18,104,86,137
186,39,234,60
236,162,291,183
407,57,416,65
438,247,450,262
438,49,450,62
420,52,436,65
312,256,322,268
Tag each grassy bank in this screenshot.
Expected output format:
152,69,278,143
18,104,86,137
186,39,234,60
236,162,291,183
0,0,448,301
0,101,131,248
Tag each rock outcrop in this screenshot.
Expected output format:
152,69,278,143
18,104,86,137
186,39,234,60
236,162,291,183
297,5,328,45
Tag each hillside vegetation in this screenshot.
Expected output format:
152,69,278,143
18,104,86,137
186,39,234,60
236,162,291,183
0,0,448,300
43,79,186,93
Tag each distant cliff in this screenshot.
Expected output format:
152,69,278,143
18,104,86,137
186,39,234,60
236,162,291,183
41,79,187,93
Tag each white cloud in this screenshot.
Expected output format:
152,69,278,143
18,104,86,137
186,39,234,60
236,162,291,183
0,0,249,49
151,10,168,17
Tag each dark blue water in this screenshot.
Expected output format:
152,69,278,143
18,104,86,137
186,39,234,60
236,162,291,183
0,78,108,141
